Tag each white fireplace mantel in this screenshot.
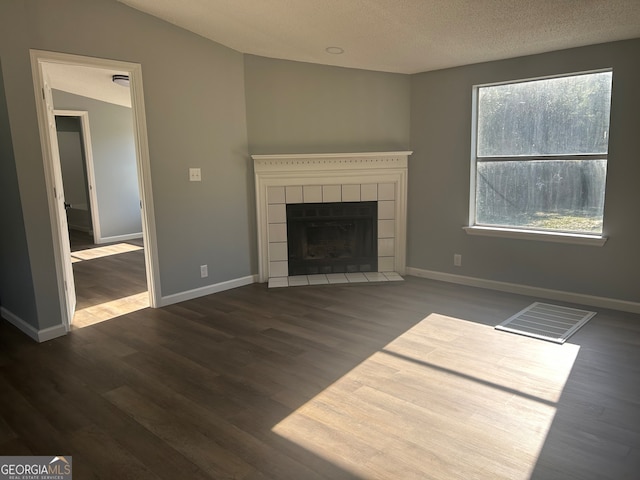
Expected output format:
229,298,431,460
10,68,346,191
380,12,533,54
252,151,412,283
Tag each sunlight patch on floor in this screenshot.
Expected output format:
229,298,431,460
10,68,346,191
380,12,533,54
272,313,580,479
72,292,149,328
71,242,143,263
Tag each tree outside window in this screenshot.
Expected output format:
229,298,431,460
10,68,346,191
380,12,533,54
472,71,613,235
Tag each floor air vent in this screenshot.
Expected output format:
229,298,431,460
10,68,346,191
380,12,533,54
495,302,596,344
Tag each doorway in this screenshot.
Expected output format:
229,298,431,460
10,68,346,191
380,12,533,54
31,50,160,332
54,112,96,239
54,109,149,327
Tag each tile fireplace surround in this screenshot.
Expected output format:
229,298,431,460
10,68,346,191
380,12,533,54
253,151,411,286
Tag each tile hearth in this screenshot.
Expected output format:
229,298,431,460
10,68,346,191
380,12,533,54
268,271,403,288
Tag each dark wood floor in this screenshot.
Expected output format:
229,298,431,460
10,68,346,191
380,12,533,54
1,276,639,479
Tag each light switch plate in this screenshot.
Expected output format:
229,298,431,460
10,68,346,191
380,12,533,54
189,168,201,181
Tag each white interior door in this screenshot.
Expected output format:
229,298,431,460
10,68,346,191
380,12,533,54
43,74,76,325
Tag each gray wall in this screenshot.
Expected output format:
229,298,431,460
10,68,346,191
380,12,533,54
1,0,637,337
54,90,142,240
409,39,640,303
0,58,39,328
0,2,60,330
0,0,251,330
245,55,411,154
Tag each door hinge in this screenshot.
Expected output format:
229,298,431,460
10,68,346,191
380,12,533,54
64,280,68,291
42,88,45,100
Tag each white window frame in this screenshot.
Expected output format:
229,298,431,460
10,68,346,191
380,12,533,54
465,69,612,247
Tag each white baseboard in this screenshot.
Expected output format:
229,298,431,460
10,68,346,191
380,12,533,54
96,232,143,244
406,267,640,314
159,274,258,307
37,323,69,342
1,306,67,342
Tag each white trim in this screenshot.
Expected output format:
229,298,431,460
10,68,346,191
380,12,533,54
253,151,413,161
463,225,607,246
407,267,640,314
37,323,69,342
53,109,102,243
159,275,258,307
1,307,39,341
30,50,161,319
96,232,143,244
469,70,612,244
1,307,67,342
129,60,161,308
31,52,77,330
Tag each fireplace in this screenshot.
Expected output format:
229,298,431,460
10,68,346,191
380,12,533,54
252,151,411,284
287,202,378,275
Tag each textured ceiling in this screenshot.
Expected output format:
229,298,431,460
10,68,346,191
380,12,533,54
117,0,640,74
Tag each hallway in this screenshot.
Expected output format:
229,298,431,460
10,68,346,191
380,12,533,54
69,230,148,328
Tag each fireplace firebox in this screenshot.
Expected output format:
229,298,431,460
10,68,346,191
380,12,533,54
287,202,378,276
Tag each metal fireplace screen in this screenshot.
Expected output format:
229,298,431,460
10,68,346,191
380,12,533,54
286,202,377,276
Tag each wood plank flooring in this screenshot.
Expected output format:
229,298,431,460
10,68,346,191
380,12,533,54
1,276,639,479
69,230,148,328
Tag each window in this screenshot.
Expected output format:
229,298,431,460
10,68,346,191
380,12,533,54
470,70,612,237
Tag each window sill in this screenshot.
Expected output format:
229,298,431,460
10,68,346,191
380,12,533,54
463,226,607,247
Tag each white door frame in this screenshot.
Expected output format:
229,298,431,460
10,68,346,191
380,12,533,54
37,66,77,326
53,109,102,243
31,49,161,332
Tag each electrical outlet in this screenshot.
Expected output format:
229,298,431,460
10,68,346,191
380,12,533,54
189,168,201,182
454,254,462,267
200,264,208,278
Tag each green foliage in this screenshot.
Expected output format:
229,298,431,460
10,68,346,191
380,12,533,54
529,212,602,234
477,72,612,156
474,71,612,234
